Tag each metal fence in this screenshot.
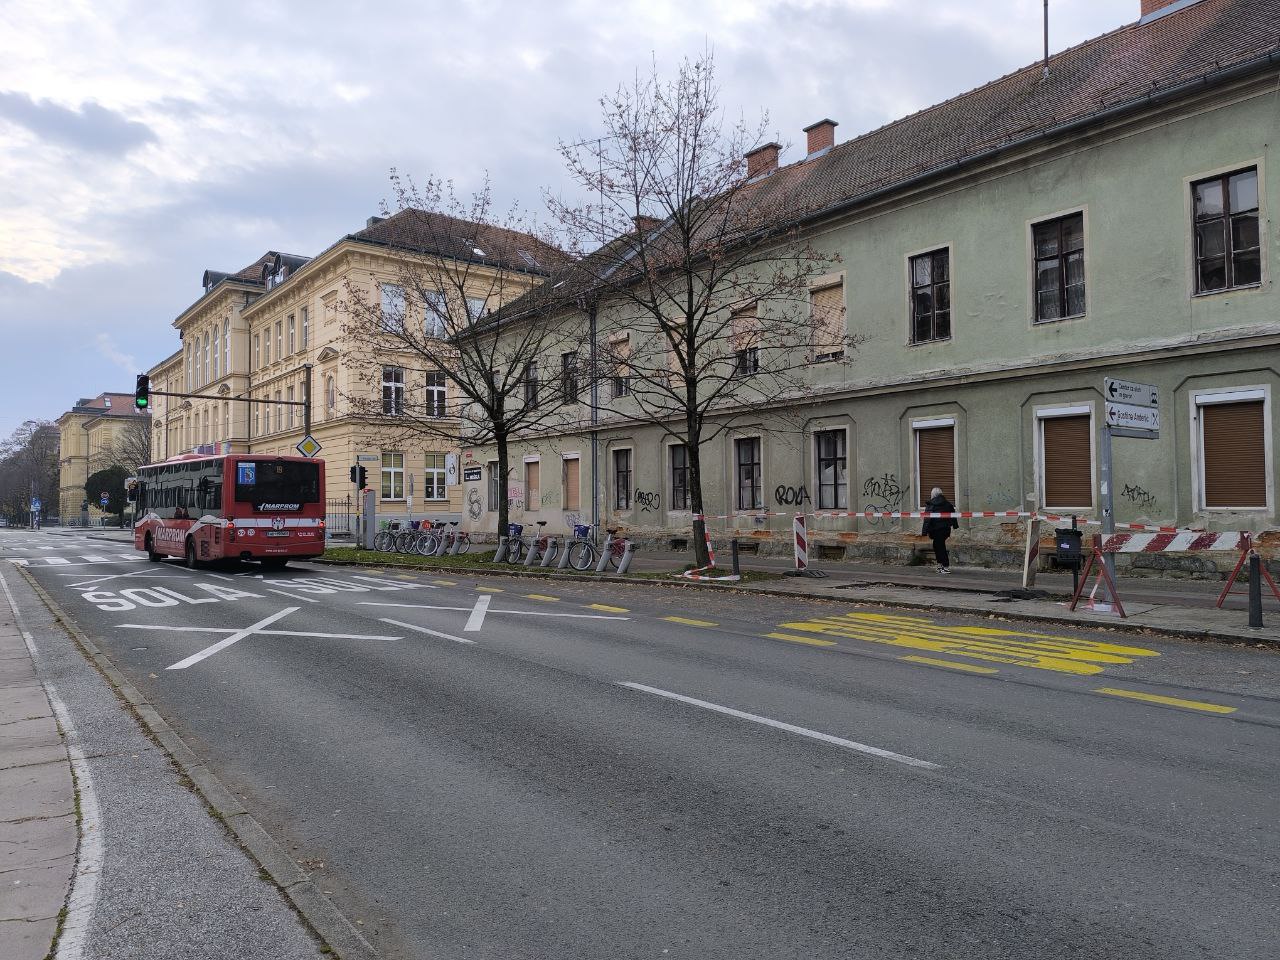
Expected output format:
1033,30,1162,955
325,496,354,537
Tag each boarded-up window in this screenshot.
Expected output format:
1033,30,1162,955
525,461,541,511
1041,414,1093,509
563,458,580,511
1201,400,1266,507
915,425,955,506
810,284,845,361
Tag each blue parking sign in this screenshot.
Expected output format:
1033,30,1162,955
237,463,256,485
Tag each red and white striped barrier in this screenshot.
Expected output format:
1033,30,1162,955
1101,531,1245,554
793,515,809,571
679,515,741,582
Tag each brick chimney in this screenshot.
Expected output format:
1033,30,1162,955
803,119,838,157
1139,0,1203,21
745,142,781,179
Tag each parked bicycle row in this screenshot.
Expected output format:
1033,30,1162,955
372,519,473,556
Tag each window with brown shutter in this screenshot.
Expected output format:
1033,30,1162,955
1201,400,1266,507
1041,414,1093,509
563,458,580,511
810,284,845,361
915,425,955,506
525,461,541,511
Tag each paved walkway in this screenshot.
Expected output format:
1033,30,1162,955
0,591,74,960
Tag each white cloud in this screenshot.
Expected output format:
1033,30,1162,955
94,333,137,375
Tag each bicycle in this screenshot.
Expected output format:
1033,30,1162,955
565,525,626,571
373,520,401,552
521,521,558,566
504,522,530,564
432,521,472,556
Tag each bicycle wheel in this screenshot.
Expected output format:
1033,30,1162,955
455,535,471,555
395,531,415,553
373,531,395,552
542,539,560,565
416,531,438,556
567,539,595,571
506,537,526,564
606,542,625,570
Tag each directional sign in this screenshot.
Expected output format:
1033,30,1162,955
356,454,380,462
295,434,322,458
1105,377,1158,408
1106,401,1160,433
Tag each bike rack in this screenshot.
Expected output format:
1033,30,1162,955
539,538,559,568
493,536,509,563
616,541,637,575
594,534,614,574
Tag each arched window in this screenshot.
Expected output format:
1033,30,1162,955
224,320,231,373
203,333,210,386
325,375,335,417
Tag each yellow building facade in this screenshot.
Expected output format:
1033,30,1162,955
55,393,149,522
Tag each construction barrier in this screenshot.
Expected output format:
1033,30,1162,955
679,515,741,582
1217,533,1280,609
793,515,809,570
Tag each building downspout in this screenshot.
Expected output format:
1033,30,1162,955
587,298,600,544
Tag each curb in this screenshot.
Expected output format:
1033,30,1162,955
16,566,380,960
311,556,1279,647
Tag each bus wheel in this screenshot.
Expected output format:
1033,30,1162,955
184,538,202,570
260,558,287,571
145,535,161,563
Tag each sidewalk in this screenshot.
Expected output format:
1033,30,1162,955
0,598,74,960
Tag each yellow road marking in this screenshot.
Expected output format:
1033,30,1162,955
432,579,457,586
395,574,417,581
587,603,629,613
775,612,1159,676
476,586,503,593
901,655,999,674
663,616,717,627
525,594,560,602
1094,687,1236,715
765,632,837,647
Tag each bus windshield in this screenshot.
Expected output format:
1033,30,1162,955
233,460,321,510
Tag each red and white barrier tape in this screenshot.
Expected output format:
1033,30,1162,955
1101,531,1246,554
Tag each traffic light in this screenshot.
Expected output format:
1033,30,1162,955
134,374,150,410
350,465,367,488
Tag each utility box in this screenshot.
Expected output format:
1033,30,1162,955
1055,528,1083,569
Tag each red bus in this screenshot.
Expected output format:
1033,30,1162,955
133,454,325,568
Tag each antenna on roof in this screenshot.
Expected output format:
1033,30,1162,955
1042,0,1050,79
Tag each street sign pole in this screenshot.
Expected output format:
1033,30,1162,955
1098,423,1116,605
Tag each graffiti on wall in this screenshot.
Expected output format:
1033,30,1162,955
634,489,661,513
774,485,811,506
466,488,484,521
861,472,909,526
1121,483,1158,511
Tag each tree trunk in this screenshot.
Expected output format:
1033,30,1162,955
686,415,709,569
495,431,510,545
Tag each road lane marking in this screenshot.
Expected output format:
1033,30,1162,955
775,612,1160,675
267,588,320,603
619,682,939,770
663,616,717,627
765,632,837,647
476,586,503,593
67,568,194,587
587,603,629,613
1094,687,1236,715
465,594,491,632
433,579,457,586
160,607,298,670
379,618,476,645
901,655,999,674
358,601,629,620
525,594,560,602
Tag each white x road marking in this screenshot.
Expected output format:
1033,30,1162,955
358,601,629,621
116,606,403,670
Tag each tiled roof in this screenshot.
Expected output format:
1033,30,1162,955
746,0,1280,220
348,209,570,275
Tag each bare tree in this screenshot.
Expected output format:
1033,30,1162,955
546,53,850,566
340,175,577,540
107,415,152,474
0,421,59,523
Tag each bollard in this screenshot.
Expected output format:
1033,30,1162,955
557,542,573,570
493,536,508,563
523,540,542,567
449,529,462,556
539,538,558,568
595,534,614,574
1249,552,1264,629
616,540,637,575
433,529,449,557
730,538,740,577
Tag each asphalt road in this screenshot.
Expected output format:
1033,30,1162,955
6,530,1279,959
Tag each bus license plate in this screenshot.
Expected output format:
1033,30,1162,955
266,531,289,537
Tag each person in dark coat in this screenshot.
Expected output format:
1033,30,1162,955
921,487,959,573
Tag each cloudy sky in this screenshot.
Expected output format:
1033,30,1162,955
0,0,1131,441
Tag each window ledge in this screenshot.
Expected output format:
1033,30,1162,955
1032,313,1087,326
1192,283,1263,300
907,337,952,348
1197,506,1270,512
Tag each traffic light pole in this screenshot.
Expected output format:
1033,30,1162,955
302,363,313,437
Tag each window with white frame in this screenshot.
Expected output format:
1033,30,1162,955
382,366,405,416
815,429,847,509
253,333,261,369
301,307,309,348
287,314,296,354
381,452,405,500
424,453,447,500
1037,408,1093,510
286,386,295,428
275,321,282,359
523,361,539,409
1193,167,1260,294
426,371,446,418
670,444,690,511
487,461,501,512
1195,389,1268,509
465,297,487,322
263,328,271,365
224,320,230,372
325,375,335,416
613,449,631,510
424,290,447,337
381,284,406,332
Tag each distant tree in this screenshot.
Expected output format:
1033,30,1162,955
0,421,59,523
340,174,576,540
85,465,129,521
108,416,153,474
546,53,849,567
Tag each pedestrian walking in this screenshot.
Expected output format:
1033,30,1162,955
921,487,958,573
